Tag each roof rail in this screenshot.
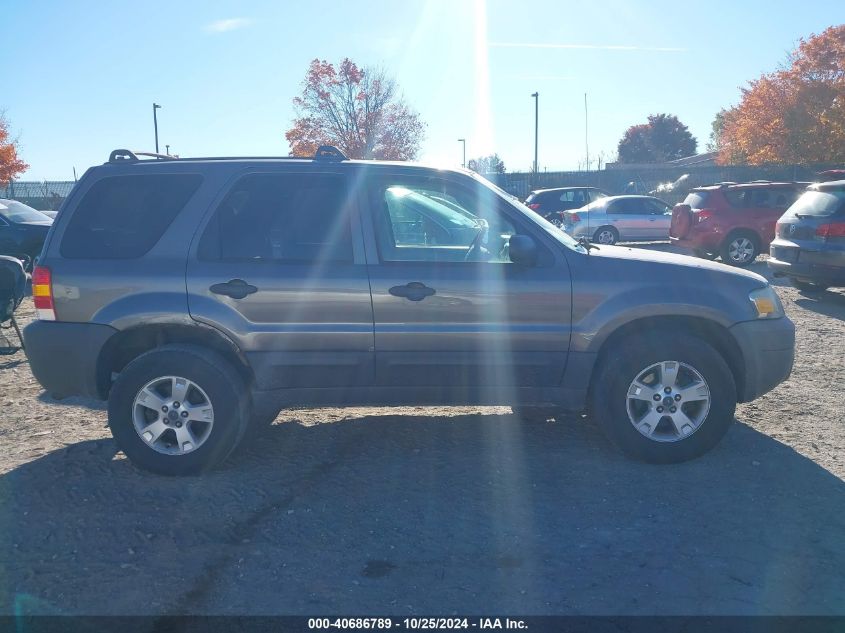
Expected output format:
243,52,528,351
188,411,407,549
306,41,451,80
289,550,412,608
108,149,177,163
314,145,347,161
109,149,138,162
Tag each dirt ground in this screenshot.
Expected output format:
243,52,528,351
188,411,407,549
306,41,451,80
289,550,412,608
0,254,844,616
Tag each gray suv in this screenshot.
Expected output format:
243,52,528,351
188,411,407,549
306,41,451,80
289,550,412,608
24,148,795,475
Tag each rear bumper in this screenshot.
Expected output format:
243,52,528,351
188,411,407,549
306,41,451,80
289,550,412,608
23,320,116,399
769,240,845,285
729,317,795,402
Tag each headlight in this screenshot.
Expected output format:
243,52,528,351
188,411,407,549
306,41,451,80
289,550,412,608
749,285,784,319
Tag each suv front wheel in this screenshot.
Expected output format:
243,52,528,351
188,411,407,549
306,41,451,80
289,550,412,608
108,344,250,475
589,332,736,463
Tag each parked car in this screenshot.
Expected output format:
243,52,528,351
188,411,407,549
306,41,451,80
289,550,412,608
669,182,804,266
561,195,672,245
525,187,609,222
768,179,845,291
0,199,53,266
24,147,794,475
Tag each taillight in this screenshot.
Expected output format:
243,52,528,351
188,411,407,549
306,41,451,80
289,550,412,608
816,222,845,240
527,203,541,211
568,212,580,223
32,265,56,321
696,209,715,222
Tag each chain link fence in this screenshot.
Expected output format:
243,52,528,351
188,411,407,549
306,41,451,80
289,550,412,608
0,181,77,211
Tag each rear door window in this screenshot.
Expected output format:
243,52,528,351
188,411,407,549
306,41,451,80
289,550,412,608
198,172,352,263
61,174,202,259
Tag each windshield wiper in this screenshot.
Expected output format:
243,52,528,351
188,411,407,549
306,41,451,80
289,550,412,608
578,236,600,252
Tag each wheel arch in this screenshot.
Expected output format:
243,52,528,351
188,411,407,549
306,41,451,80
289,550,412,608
588,315,746,402
95,323,254,399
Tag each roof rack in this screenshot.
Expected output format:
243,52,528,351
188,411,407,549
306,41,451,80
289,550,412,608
107,145,349,164
108,149,177,163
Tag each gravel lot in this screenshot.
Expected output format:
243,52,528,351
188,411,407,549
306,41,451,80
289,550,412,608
1,254,844,616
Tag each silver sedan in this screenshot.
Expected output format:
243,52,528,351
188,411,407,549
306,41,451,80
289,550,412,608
561,195,672,244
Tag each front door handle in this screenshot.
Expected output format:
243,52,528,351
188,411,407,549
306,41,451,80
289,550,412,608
389,282,435,302
210,278,258,299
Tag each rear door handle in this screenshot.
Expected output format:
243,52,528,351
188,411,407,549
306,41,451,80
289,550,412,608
209,278,258,299
389,282,435,302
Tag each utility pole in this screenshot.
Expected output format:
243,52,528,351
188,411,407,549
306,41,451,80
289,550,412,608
531,92,539,183
584,93,590,171
166,144,171,156
153,103,162,154
457,138,466,168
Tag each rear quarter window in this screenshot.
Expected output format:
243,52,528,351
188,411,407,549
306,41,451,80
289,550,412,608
60,174,202,259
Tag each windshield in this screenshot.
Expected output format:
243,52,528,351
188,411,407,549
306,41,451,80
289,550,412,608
470,172,585,252
786,190,845,218
0,200,51,223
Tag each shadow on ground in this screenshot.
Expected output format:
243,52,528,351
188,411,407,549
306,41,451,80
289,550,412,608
794,289,845,320
1,411,843,617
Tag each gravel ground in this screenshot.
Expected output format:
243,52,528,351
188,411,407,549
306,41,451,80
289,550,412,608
0,254,844,616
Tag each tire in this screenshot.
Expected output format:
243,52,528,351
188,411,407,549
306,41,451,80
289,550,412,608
720,232,759,267
589,331,736,464
511,405,565,422
108,344,250,475
693,249,718,261
593,226,619,245
790,278,829,293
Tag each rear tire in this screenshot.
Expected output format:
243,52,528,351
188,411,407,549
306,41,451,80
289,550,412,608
589,331,736,463
791,278,829,293
593,226,619,245
720,233,759,267
108,344,250,475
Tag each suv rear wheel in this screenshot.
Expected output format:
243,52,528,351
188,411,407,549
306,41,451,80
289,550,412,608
721,232,759,267
108,344,250,475
589,332,736,463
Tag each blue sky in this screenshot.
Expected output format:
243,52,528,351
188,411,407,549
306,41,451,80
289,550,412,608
3,0,842,180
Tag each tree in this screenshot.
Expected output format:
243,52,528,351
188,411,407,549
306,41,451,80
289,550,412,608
467,153,505,174
0,112,28,185
616,113,697,163
718,25,845,165
285,58,425,160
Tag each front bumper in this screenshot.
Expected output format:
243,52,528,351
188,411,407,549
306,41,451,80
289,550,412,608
729,317,795,403
23,320,116,399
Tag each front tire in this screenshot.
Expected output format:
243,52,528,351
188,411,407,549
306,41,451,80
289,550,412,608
589,332,736,463
108,344,250,475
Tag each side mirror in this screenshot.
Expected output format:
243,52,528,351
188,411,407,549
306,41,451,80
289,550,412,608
508,234,538,266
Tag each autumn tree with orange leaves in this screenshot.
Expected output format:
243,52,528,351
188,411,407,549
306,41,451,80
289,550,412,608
717,25,845,165
0,112,28,185
285,58,425,160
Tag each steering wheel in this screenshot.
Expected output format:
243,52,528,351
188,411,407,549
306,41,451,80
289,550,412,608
463,222,488,262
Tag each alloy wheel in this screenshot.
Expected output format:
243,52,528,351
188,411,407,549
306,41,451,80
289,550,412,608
625,361,711,442
132,376,215,455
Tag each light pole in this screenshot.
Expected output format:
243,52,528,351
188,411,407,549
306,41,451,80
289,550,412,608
165,144,171,156
531,92,539,183
153,103,162,154
457,138,466,168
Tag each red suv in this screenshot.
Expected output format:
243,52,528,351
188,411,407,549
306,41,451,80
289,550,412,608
670,182,805,266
